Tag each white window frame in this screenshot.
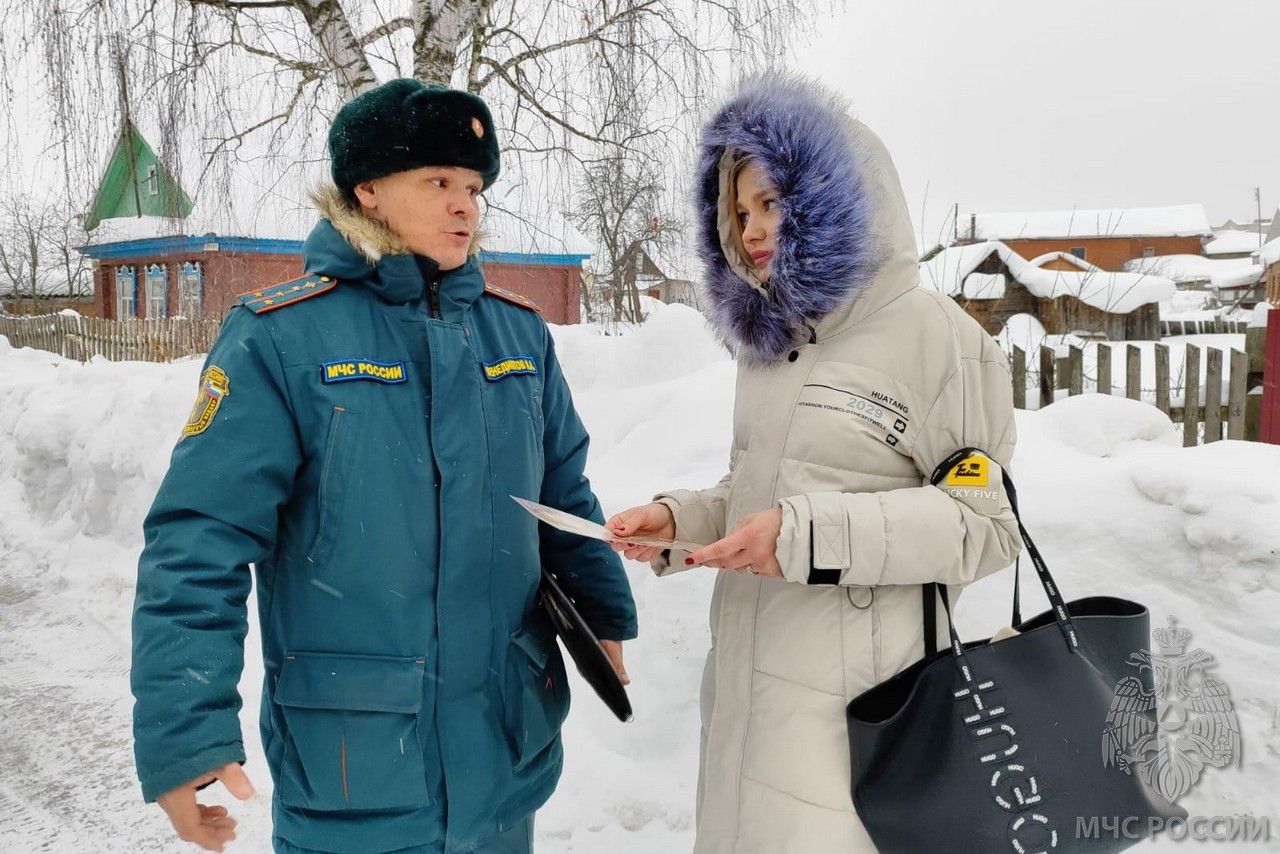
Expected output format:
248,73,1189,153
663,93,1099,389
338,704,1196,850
115,266,138,318
145,264,168,318
145,164,159,197
179,261,204,317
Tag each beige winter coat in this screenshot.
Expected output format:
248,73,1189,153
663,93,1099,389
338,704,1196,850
652,77,1022,853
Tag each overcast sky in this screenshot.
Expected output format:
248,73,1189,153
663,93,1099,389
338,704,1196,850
789,0,1279,248
4,0,1276,254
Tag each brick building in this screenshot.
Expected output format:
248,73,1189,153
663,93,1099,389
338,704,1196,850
79,124,591,325
958,204,1213,272
81,237,589,325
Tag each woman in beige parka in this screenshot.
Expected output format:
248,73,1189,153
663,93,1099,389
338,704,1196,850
608,74,1024,853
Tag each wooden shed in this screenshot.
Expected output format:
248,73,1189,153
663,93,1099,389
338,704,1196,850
920,241,1174,340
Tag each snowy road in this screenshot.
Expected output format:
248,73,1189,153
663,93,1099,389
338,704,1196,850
3,308,1279,852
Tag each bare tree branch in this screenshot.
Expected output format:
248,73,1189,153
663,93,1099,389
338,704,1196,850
357,15,411,49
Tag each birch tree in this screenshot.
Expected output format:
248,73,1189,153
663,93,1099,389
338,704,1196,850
4,0,823,302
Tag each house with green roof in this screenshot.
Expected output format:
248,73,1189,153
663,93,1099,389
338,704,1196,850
78,123,593,324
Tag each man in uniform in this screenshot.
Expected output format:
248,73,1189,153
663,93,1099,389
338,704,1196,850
131,79,638,854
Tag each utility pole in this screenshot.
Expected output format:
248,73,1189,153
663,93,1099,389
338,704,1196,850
1256,187,1264,249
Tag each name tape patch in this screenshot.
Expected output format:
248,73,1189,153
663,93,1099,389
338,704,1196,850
322,360,407,384
483,355,538,382
945,455,989,488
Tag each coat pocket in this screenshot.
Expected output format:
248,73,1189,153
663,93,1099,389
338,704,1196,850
503,625,569,771
306,406,360,567
273,651,429,812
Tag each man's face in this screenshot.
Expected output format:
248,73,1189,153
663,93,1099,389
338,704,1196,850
354,165,484,271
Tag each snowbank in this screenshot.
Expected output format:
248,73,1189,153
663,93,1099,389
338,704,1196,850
1,308,1278,852
1249,302,1272,328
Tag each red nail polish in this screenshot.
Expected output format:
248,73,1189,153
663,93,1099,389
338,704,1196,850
685,558,695,566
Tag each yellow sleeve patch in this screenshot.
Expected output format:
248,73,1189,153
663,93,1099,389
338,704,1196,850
181,365,230,439
945,455,989,488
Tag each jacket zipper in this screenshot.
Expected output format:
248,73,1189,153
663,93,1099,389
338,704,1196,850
426,270,442,319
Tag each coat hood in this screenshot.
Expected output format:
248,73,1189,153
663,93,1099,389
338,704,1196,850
305,183,485,308
695,74,921,362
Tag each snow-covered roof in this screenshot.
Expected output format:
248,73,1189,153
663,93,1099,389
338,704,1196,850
1259,237,1280,268
1204,230,1267,257
920,242,1002,286
1124,254,1262,290
920,240,1175,313
1026,251,1095,272
86,198,318,245
970,204,1212,241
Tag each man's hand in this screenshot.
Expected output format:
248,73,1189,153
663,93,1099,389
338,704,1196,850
156,762,255,852
606,502,676,563
686,508,783,578
600,639,631,685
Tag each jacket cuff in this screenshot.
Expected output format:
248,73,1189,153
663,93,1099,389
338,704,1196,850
588,615,640,642
648,493,705,577
138,741,246,803
776,492,887,586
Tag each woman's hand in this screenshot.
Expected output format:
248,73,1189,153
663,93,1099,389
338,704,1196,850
686,508,783,578
605,502,676,562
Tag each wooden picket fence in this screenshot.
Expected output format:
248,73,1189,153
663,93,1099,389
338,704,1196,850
0,314,222,362
1011,342,1249,446
1159,319,1249,336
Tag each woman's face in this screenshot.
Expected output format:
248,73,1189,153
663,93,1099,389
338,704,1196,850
734,161,781,283
354,165,483,270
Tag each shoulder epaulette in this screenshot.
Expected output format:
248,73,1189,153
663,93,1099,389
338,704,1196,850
237,275,338,314
483,283,542,314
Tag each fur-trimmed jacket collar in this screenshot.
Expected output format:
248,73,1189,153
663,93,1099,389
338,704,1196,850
311,183,410,263
303,183,485,308
696,74,918,362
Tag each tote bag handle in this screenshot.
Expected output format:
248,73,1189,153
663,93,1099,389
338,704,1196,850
920,448,1081,673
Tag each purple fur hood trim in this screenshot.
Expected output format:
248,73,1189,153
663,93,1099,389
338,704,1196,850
696,74,878,362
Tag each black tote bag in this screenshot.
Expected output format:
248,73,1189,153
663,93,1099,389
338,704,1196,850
846,447,1185,853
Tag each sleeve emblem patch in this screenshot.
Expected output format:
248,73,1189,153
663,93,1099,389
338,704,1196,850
945,455,989,488
181,365,230,439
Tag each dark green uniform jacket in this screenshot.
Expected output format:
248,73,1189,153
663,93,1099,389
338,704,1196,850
131,200,638,853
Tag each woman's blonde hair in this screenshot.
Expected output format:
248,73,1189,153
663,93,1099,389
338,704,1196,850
723,153,756,260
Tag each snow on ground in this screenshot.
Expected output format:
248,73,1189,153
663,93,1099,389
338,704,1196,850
1,301,1279,852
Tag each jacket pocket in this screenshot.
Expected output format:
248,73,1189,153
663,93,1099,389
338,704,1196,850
306,406,360,567
503,624,569,771
273,651,429,812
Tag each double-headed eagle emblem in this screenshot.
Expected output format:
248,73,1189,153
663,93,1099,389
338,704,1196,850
1102,617,1240,803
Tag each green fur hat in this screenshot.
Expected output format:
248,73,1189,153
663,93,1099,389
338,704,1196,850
328,79,500,199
